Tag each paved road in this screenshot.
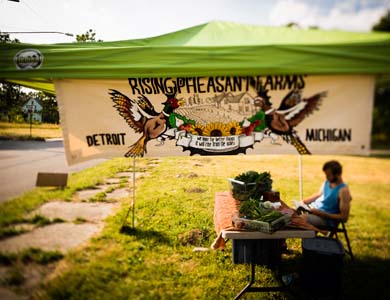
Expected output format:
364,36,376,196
0,139,106,203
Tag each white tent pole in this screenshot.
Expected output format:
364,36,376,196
120,156,137,231
298,155,303,201
132,156,136,228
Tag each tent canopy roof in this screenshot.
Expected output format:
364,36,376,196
1,21,389,94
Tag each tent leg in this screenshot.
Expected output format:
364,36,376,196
298,155,303,201
132,156,136,228
120,157,136,231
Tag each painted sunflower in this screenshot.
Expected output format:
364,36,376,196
226,121,244,135
202,122,230,137
189,124,205,135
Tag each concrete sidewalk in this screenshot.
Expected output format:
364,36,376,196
0,163,154,300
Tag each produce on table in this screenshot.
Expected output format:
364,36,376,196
262,201,273,209
231,170,273,201
239,197,283,223
232,171,290,232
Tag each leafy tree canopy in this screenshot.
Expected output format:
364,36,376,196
372,9,390,32
0,31,19,43
76,29,103,42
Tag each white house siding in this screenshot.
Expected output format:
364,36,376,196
23,98,43,122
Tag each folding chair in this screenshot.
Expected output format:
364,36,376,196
328,221,354,261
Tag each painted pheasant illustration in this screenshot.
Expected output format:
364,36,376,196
109,89,183,157
266,88,327,154
248,78,326,154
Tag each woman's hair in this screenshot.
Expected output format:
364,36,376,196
323,160,342,176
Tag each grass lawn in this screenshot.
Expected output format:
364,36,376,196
0,122,62,140
1,155,389,299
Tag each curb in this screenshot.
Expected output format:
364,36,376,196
44,138,63,142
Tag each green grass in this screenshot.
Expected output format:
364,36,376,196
20,248,64,265
0,248,64,287
1,155,390,299
0,227,27,240
0,216,65,239
0,248,64,266
0,121,62,140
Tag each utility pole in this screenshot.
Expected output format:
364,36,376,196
27,104,35,138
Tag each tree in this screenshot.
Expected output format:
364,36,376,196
0,82,26,122
76,29,103,42
1,30,61,124
372,9,390,32
39,92,59,123
0,31,19,43
285,22,300,28
372,83,390,145
0,31,24,122
371,10,390,146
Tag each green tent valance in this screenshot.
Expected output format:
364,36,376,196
1,21,389,94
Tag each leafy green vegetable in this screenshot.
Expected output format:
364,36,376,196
238,197,283,222
231,170,272,201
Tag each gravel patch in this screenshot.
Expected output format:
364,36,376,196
105,188,131,200
104,178,121,184
73,187,106,201
30,201,119,222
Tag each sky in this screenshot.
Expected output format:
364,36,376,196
0,0,389,44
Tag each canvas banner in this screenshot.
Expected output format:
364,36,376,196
55,75,375,165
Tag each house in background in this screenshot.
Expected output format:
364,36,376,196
22,98,43,122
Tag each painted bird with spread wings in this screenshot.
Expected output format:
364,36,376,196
109,89,183,157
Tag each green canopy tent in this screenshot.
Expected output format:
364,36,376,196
1,21,389,94
1,21,389,229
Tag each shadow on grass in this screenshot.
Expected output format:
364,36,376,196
342,255,390,299
252,254,390,300
119,225,171,245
